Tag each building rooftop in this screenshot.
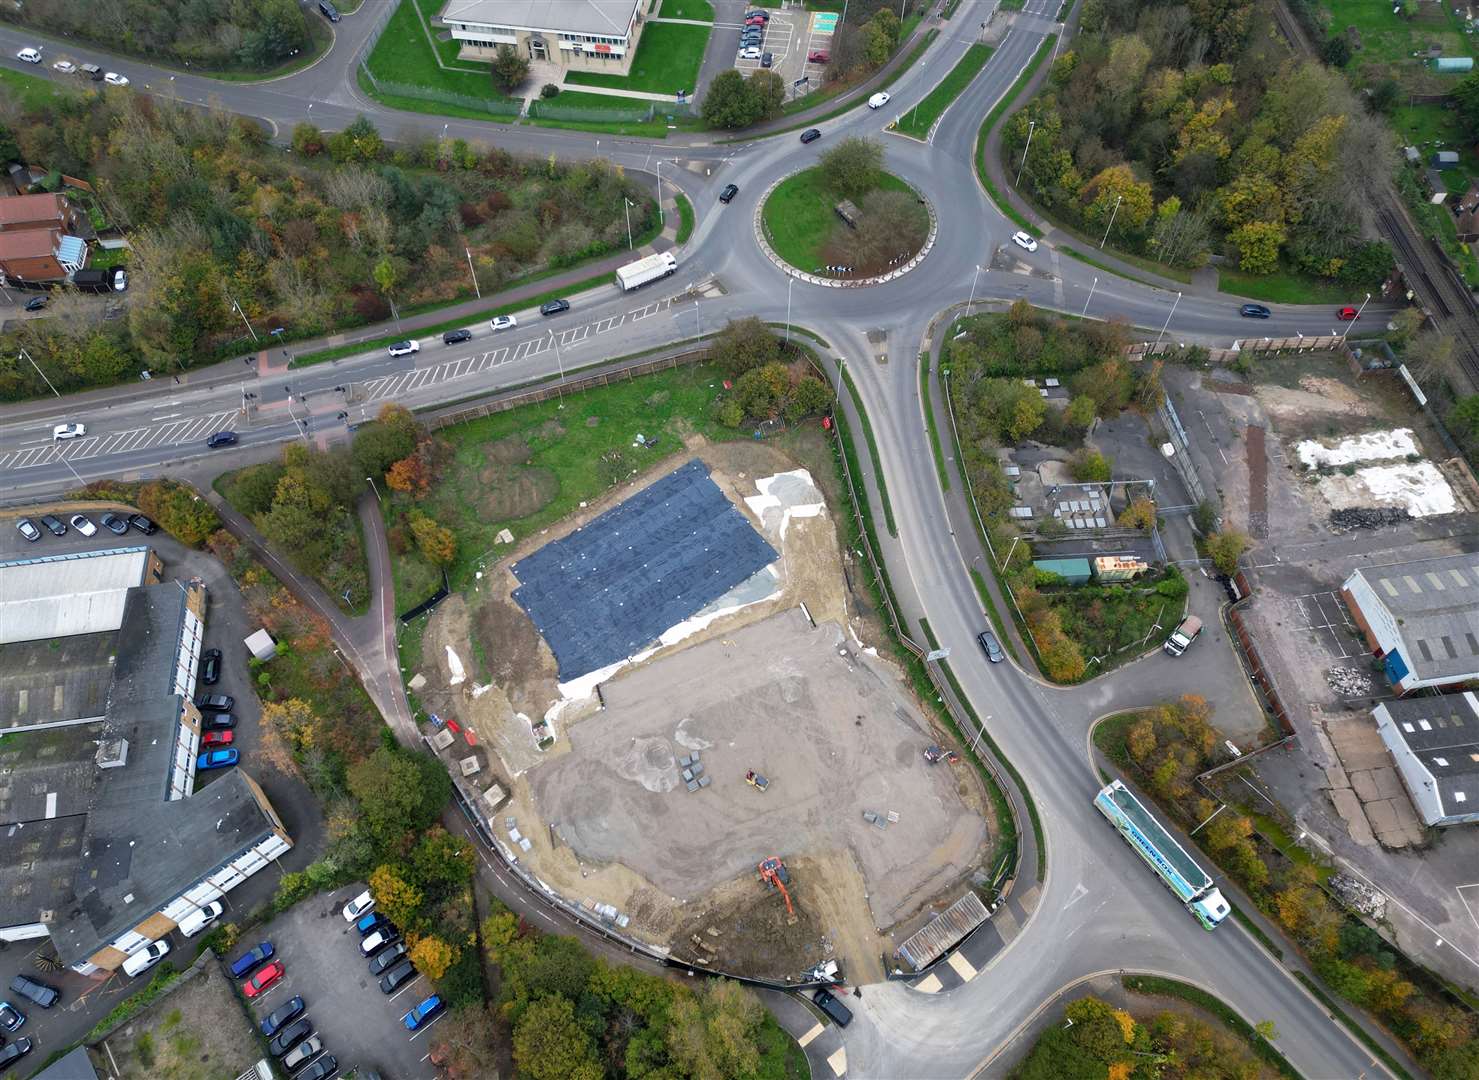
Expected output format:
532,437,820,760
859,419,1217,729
441,0,640,36
1353,553,1479,682
0,723,105,828
0,547,152,645
1379,693,1479,820
0,192,67,226
0,817,86,929
0,227,59,260
0,632,116,730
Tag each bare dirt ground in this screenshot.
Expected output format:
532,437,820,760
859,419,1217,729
95,961,260,1080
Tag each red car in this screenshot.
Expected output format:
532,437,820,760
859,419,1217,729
1337,306,1360,321
808,50,830,63
243,960,284,999
202,729,234,747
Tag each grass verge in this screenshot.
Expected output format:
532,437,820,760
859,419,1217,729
894,43,993,139
1228,903,1285,961
1121,975,1301,1080
919,352,949,492
675,192,695,244
838,364,898,537
968,566,1020,665
1293,973,1416,1080
659,0,714,17
1216,265,1353,305
973,35,1055,237
566,23,709,94
762,167,917,273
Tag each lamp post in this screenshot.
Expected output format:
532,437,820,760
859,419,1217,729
624,197,635,250
966,263,983,316
1099,195,1122,250
464,247,481,299
1015,120,1035,187
1341,292,1372,342
1080,275,1098,318
656,160,665,227
19,348,59,397
365,475,381,501
225,292,259,342
549,329,566,403
1153,291,1182,351
785,275,795,346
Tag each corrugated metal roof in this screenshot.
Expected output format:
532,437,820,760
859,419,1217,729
0,548,151,644
896,891,989,971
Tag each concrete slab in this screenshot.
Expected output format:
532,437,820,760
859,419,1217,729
827,1047,847,1076
947,950,978,982
1373,768,1407,800
797,1022,825,1046
912,974,942,994
1350,769,1382,802
1330,788,1377,846
1324,764,1351,791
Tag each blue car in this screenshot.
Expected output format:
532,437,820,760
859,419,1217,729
260,995,304,1038
355,911,390,936
197,749,239,771
228,942,275,979
0,1001,23,1032
403,994,443,1031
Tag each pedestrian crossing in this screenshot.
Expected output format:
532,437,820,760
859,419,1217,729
0,410,237,472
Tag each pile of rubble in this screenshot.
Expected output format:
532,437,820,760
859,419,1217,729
1329,872,1387,920
1326,666,1373,696
1328,507,1412,531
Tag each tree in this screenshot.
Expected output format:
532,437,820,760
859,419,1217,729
1069,448,1111,483
1449,394,1479,440
1387,306,1426,348
260,698,319,756
1405,329,1456,383
137,481,220,547
1321,35,1351,67
860,7,900,67
818,136,884,202
733,362,791,420
352,403,421,478
387,450,433,496
1457,70,1479,139
1117,496,1156,530
409,933,458,980
291,121,325,156
428,1004,502,1079
491,44,531,94
702,69,763,129
512,994,603,1080
411,826,475,891
1065,996,1133,1061
1064,394,1097,430
1205,529,1249,575
409,510,457,566
369,864,425,928
347,746,451,845
785,376,832,421
713,316,781,374
749,69,786,119
1081,164,1154,239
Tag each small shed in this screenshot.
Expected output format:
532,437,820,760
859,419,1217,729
244,628,277,661
1433,56,1474,72
1033,557,1092,585
1432,150,1460,168
1426,169,1451,205
834,199,862,229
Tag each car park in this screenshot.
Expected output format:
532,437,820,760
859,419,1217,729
15,519,40,543
202,729,234,748
269,1016,314,1056
812,987,853,1027
1337,305,1360,320
403,994,443,1031
281,1034,324,1072
39,515,66,537
368,941,408,975
296,1055,338,1080
178,900,225,938
490,314,517,331
198,748,240,771
342,889,374,922
1011,231,1039,252
53,423,86,440
388,340,419,356
719,184,739,204
69,514,97,537
100,512,129,535
244,952,283,994
0,1038,33,1071
103,72,129,86
16,48,41,64
196,693,235,712
202,712,237,731
540,299,570,316
800,128,821,144
360,928,401,956
24,295,46,311
868,91,890,109
442,328,472,345
1239,303,1271,318
260,995,305,1037
201,648,222,685
207,430,239,448
122,939,170,977
378,959,417,993
355,911,390,936
0,1002,22,1032
52,59,75,74
977,630,1005,663
7,975,57,1010
231,942,276,979
129,513,158,534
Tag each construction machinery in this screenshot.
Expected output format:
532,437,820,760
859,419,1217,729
745,769,770,792
923,745,960,765
757,856,797,924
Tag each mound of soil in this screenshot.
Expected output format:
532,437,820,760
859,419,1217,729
473,591,556,705
670,871,827,980
476,466,559,521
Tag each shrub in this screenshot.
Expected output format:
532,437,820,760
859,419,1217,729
541,83,560,99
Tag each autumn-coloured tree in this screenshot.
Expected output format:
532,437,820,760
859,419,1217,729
1117,497,1156,530
408,933,458,980
369,864,425,930
408,510,456,566
386,451,432,496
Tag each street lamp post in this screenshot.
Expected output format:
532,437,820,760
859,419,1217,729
1081,275,1098,318
1341,292,1373,342
549,329,566,403
19,347,59,397
785,275,795,346
1153,291,1182,351
966,263,983,316
365,475,381,501
225,291,259,342
1015,121,1035,187
656,160,665,227
1099,195,1122,250
624,197,635,250
464,247,481,299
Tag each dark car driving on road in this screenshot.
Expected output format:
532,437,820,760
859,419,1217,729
1239,304,1271,318
207,430,239,448
540,298,570,316
800,128,821,144
443,328,472,345
719,184,739,204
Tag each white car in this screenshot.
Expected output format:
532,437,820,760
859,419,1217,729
388,340,420,357
52,59,75,74
16,48,41,64
1011,230,1039,252
490,315,517,332
122,939,170,978
342,889,374,922
360,929,398,956
53,423,86,441
103,72,129,86
69,514,97,537
739,46,761,60
868,91,890,109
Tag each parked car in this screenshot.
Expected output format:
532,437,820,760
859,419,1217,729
15,519,40,543
342,889,375,922
744,9,769,19
122,939,170,978
360,928,401,957
403,994,444,1031
80,63,104,81
103,71,129,86
230,942,276,980
281,1034,324,1072
99,512,129,535
800,128,821,144
812,987,853,1027
0,1002,23,1032
719,183,739,204
260,996,305,1037
39,515,66,537
202,712,237,731
977,630,1005,663
1337,305,1360,321
739,46,761,59
195,694,235,712
807,50,830,63
243,959,285,997
368,941,408,975
202,729,234,748
269,1016,313,1056
761,52,774,67
296,1055,337,1080
197,748,239,771
442,328,472,345
490,314,517,332
207,430,238,448
24,295,46,311
540,299,570,316
355,911,390,936
388,340,420,357
868,91,890,109
318,0,341,20
69,514,97,537
0,1038,33,1071
52,59,75,74
378,959,418,993
128,513,158,534
7,976,57,1010
15,48,41,64
1239,303,1271,319
200,648,222,685
53,423,85,440
1011,231,1039,252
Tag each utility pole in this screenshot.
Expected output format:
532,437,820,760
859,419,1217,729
1153,291,1182,351
624,197,635,250
1099,194,1122,250
1080,276,1098,318
966,264,982,316
548,329,566,403
225,291,259,342
785,275,795,346
464,247,481,299
1341,292,1372,342
1015,120,1035,186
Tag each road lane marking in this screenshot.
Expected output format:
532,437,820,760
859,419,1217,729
826,1047,846,1076
797,1022,825,1047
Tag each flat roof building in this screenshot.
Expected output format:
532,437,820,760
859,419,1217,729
1372,694,1479,827
439,0,648,79
1343,553,1479,694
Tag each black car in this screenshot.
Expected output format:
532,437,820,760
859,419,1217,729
261,996,305,1038
195,693,235,712
15,518,40,542
269,1016,314,1056
368,940,408,975
207,430,239,448
540,299,570,316
1239,303,1272,318
0,1037,33,1071
977,630,1005,663
379,959,418,994
99,512,129,535
8,975,58,1010
297,1055,338,1080
200,649,222,685
800,128,821,144
443,328,473,345
128,513,158,535
38,515,66,537
812,988,853,1027
719,184,739,204
761,52,774,67
23,296,46,312
202,712,237,731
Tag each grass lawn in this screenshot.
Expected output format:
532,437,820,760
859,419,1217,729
659,0,714,19
0,66,83,110
1217,265,1356,305
675,192,695,243
384,361,742,599
761,167,915,272
895,43,992,139
565,23,709,94
366,0,503,101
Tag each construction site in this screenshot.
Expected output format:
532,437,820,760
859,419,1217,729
412,438,996,983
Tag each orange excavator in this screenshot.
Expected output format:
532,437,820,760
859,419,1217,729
757,856,797,924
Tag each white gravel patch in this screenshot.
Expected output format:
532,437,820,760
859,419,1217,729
1296,428,1418,469
1317,461,1457,518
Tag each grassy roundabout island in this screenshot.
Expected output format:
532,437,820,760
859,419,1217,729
761,138,929,279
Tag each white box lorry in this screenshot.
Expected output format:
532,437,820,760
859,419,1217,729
1163,615,1202,657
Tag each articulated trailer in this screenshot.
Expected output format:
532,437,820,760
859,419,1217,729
1094,779,1230,930
615,251,678,291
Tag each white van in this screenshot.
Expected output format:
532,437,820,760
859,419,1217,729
122,939,170,977
1164,615,1203,657
177,900,224,938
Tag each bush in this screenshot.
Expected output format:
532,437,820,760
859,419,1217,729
541,83,560,99
1070,448,1112,483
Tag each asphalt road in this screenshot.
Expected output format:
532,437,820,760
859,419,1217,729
0,3,1404,1077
